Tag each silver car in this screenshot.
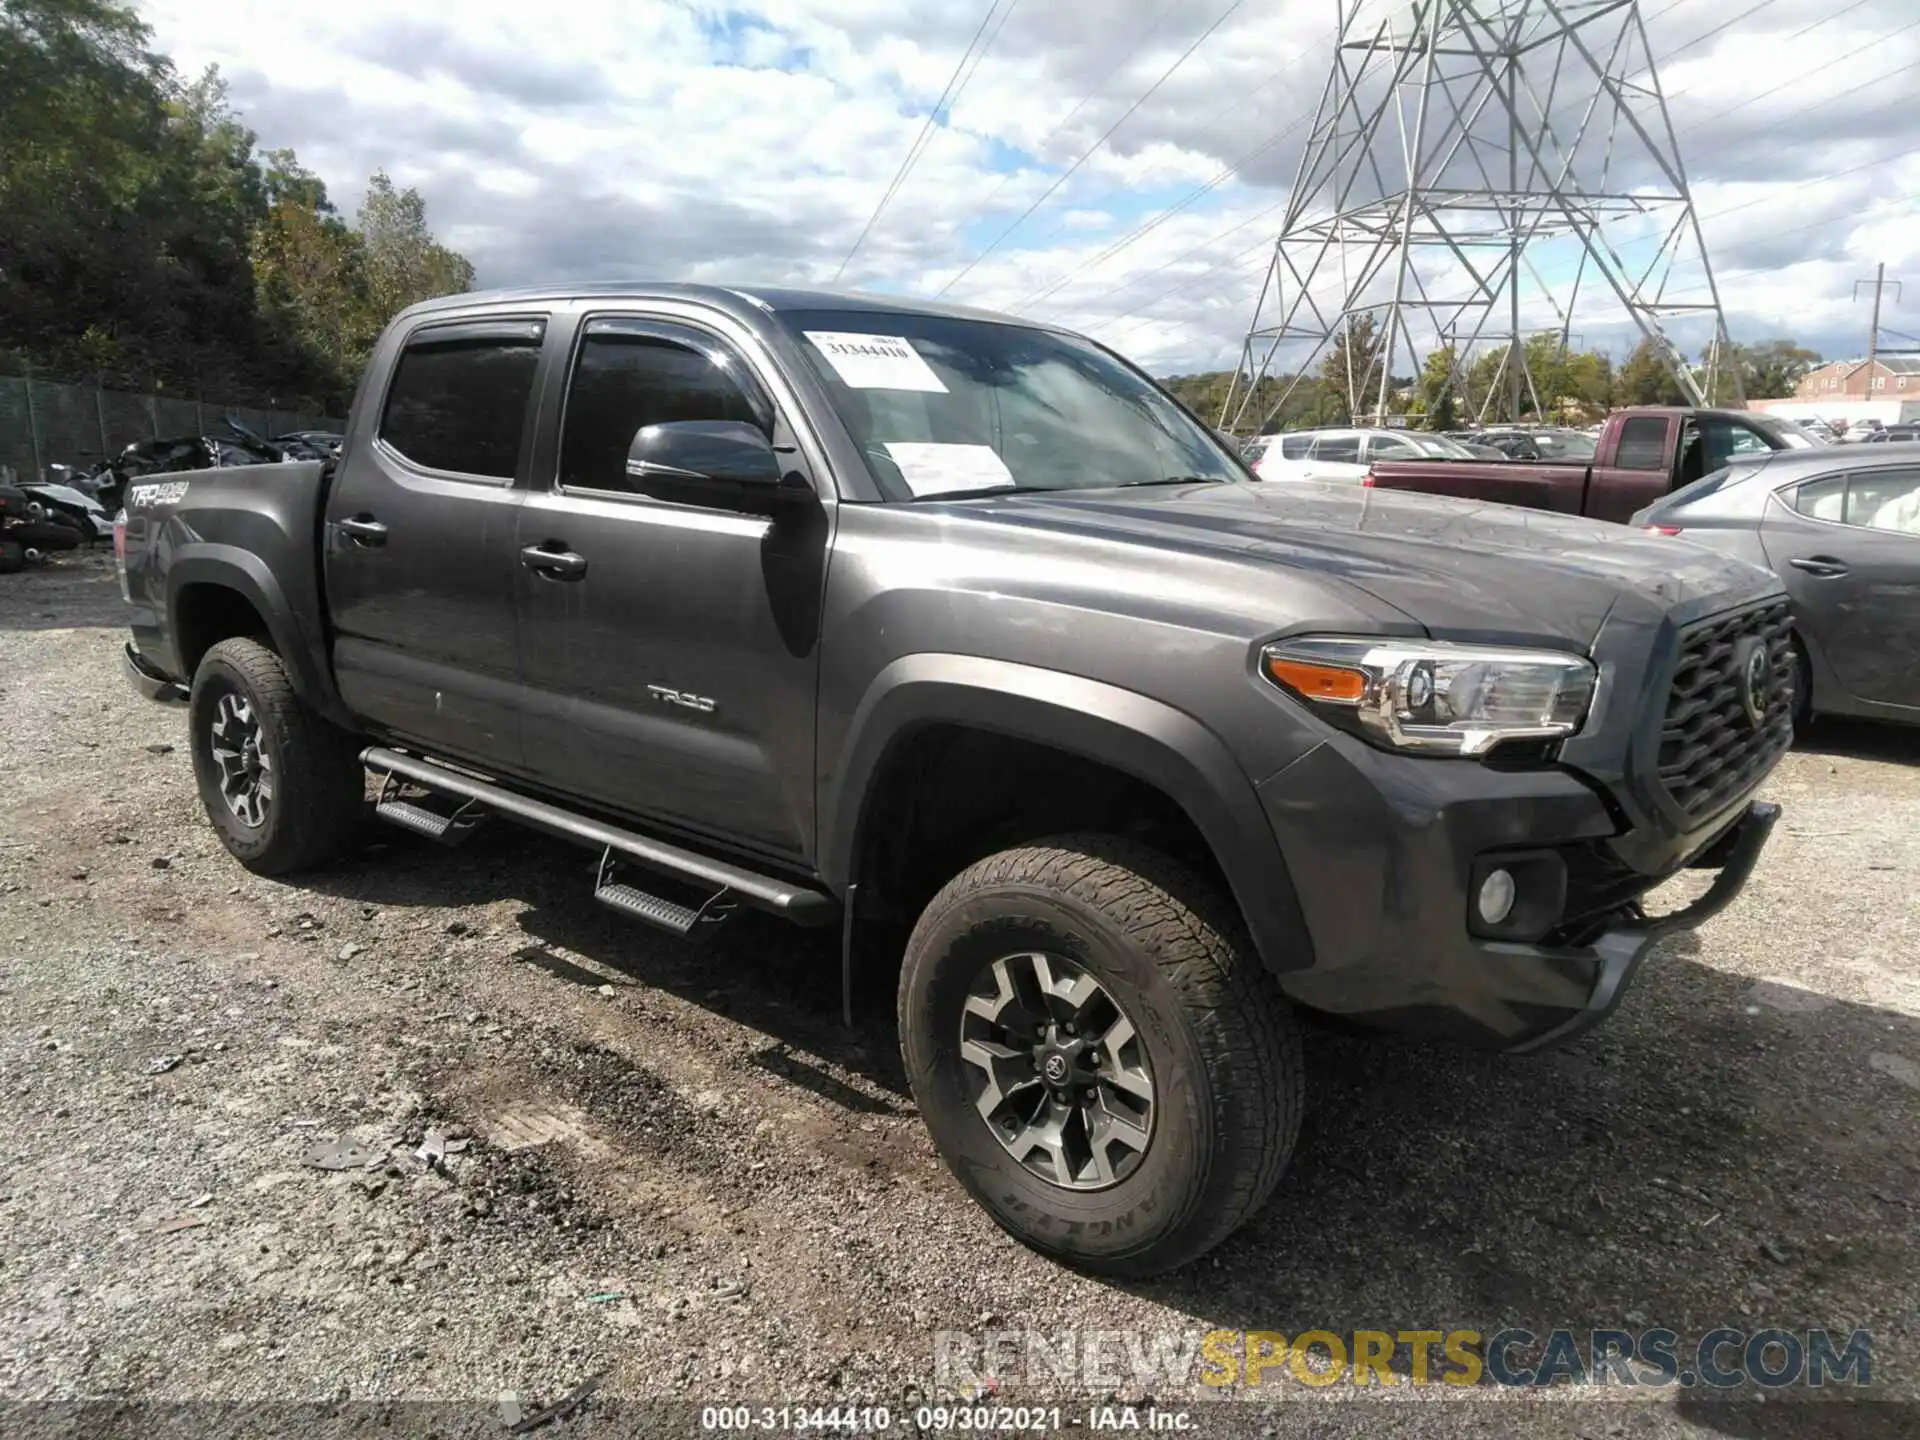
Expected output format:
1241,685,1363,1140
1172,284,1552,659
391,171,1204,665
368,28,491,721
1632,446,1920,727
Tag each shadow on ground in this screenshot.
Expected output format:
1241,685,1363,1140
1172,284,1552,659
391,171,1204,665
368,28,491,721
297,817,1918,1420
1794,715,1918,765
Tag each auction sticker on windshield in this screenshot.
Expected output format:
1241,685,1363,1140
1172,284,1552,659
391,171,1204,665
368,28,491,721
804,332,948,392
884,442,1015,497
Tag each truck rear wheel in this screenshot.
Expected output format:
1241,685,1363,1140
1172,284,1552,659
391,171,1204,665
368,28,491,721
188,638,364,875
898,834,1303,1276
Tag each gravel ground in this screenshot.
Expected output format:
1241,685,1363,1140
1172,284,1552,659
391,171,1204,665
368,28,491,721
1,553,1916,1438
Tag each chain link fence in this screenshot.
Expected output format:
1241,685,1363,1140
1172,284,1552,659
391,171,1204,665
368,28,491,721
0,373,335,483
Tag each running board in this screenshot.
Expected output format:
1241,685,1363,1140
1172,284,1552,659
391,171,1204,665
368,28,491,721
594,850,737,940
373,772,486,845
360,747,837,927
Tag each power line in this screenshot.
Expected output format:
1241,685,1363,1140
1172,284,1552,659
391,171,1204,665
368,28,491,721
1016,111,1314,312
1131,139,1920,364
935,0,1182,257
931,0,1245,297
1083,17,1920,343
1656,0,1787,65
1669,13,1920,118
835,0,1015,284
999,48,1321,302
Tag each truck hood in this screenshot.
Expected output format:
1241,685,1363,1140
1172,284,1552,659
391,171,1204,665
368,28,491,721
959,480,1782,649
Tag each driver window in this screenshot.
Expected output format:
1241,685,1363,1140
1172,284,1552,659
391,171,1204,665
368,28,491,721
1370,434,1417,460
558,325,771,494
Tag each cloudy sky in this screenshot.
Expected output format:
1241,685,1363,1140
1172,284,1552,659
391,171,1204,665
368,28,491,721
138,0,1920,376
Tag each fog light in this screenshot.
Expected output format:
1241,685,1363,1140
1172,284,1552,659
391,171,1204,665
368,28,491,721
1477,868,1517,926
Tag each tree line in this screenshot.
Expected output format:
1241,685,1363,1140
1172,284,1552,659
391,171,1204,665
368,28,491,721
1162,317,1824,433
0,0,474,415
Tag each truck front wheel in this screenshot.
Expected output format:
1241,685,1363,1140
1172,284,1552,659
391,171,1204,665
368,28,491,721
188,637,364,875
898,834,1303,1276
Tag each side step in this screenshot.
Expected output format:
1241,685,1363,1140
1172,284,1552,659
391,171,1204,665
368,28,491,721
594,850,737,940
372,773,485,846
360,747,837,928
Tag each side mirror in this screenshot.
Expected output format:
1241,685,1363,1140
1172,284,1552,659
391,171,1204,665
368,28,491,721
625,420,797,510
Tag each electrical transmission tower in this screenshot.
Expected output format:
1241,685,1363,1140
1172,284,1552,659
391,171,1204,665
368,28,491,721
1220,0,1743,434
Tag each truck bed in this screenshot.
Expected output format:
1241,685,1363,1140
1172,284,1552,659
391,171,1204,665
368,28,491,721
1365,458,1590,515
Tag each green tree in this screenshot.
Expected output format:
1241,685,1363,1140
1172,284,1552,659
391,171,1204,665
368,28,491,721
251,151,368,393
1319,313,1387,423
1735,339,1822,400
1616,337,1689,406
1417,345,1459,430
357,171,474,326
0,1,474,411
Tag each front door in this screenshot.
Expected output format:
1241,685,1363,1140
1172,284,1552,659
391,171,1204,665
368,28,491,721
515,313,828,861
324,315,549,770
1762,465,1920,710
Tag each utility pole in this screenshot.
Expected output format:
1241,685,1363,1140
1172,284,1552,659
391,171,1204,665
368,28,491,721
1853,264,1901,387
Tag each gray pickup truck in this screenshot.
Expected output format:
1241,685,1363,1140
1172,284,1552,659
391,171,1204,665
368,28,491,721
118,284,1790,1275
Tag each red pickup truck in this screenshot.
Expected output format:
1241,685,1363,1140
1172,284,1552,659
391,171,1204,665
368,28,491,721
1364,407,1819,524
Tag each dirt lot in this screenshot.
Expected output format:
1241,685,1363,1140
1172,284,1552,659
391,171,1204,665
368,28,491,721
2,554,1917,1437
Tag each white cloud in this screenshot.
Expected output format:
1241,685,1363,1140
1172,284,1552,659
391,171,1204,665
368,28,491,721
136,0,1920,373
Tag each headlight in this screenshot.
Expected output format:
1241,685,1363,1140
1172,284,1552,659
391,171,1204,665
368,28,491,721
1262,637,1596,756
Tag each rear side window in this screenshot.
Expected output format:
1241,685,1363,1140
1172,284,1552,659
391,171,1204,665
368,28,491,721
1613,416,1669,470
1280,435,1311,459
1789,476,1848,523
380,321,545,479
557,322,773,494
1313,435,1360,463
1794,468,1920,531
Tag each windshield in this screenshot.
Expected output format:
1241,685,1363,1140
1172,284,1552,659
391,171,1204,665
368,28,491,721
1533,430,1597,460
1404,432,1477,459
780,310,1245,500
1755,416,1823,449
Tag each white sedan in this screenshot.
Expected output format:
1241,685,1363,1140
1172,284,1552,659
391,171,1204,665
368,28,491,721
1242,427,1485,482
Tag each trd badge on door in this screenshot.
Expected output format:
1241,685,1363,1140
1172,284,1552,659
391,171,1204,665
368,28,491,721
647,684,716,714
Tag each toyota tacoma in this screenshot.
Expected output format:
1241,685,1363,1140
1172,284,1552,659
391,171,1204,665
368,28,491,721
118,284,1790,1275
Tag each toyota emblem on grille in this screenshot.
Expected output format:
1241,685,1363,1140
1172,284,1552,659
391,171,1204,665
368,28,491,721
1736,637,1770,729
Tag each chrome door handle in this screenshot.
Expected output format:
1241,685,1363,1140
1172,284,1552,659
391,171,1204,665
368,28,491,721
1788,556,1848,578
520,544,588,579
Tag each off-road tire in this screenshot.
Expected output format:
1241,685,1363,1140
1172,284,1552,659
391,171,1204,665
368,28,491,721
899,834,1304,1276
188,637,364,875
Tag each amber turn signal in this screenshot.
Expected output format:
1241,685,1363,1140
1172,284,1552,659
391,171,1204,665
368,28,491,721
1264,655,1368,704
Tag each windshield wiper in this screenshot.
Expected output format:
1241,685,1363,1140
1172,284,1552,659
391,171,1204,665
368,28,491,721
909,483,1056,502
1113,475,1227,488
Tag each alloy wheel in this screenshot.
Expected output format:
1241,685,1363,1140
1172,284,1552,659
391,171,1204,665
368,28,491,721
959,951,1155,1190
208,690,274,828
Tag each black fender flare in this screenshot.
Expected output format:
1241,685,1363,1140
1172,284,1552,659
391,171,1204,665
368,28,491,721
820,653,1313,973
167,546,355,729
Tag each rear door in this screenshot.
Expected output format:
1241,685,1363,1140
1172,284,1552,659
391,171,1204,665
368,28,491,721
324,314,548,769
1584,413,1674,521
1762,465,1920,710
513,310,828,861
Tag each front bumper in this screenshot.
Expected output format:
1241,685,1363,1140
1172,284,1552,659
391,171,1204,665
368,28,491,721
123,642,188,705
1505,798,1778,1052
1255,732,1781,1052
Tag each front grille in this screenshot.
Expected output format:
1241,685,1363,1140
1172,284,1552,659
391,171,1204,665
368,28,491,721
1656,598,1795,818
